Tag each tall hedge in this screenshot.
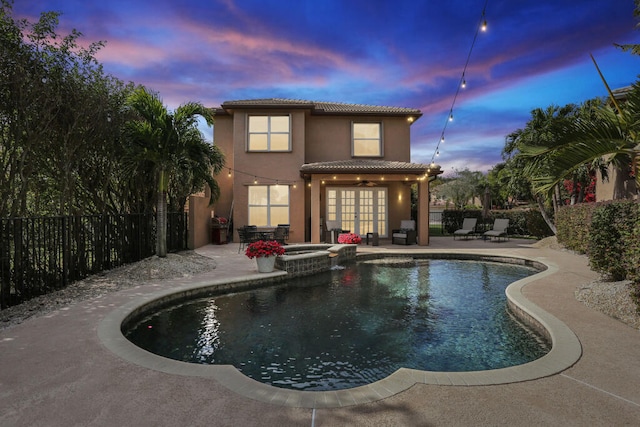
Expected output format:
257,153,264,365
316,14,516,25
587,201,639,281
556,204,596,253
624,218,640,309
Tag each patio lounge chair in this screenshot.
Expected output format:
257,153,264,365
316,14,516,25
392,220,417,245
453,218,477,240
483,218,510,242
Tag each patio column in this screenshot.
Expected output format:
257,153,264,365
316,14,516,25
417,178,430,246
310,176,321,243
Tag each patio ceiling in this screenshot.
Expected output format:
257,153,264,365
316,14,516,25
300,159,442,183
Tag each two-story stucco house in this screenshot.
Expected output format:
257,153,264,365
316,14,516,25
188,98,441,248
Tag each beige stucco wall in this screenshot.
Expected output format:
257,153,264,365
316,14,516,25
305,115,411,163
188,191,214,249
211,110,307,243
596,163,638,201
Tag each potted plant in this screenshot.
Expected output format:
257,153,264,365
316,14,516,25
338,232,362,244
245,240,285,273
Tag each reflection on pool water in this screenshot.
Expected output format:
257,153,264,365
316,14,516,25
124,259,550,391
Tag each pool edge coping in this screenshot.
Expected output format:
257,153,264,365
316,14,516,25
97,252,581,409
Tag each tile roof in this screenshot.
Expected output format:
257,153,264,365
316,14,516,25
219,98,421,116
300,159,440,175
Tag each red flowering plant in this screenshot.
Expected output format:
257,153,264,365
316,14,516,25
337,232,362,244
245,240,285,259
212,216,227,225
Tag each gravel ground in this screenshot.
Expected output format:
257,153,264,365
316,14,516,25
1,244,638,331
0,251,217,331
533,236,640,330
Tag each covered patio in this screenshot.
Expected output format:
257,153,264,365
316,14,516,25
300,159,442,245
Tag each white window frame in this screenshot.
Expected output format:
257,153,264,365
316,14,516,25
247,115,291,152
248,185,290,226
352,122,383,157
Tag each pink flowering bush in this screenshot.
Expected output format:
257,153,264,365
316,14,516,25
245,240,285,259
338,233,362,244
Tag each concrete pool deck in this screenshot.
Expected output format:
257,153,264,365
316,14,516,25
1,237,639,426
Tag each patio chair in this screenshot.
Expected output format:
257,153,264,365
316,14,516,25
483,218,510,242
276,224,290,242
325,220,346,243
274,225,289,244
392,220,417,245
237,225,259,253
453,218,478,240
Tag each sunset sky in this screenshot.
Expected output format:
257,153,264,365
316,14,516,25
14,0,640,176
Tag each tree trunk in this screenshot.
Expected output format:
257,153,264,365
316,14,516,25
537,195,557,235
156,169,168,258
156,189,167,257
570,175,579,205
553,185,561,216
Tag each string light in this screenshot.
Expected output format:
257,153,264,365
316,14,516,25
223,166,302,187
429,0,489,165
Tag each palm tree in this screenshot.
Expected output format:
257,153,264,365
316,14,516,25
124,87,225,257
503,104,580,233
520,82,639,204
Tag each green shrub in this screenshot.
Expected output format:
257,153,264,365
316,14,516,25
556,204,596,253
587,201,638,281
523,209,554,239
622,206,640,312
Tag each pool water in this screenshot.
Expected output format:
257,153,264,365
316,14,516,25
125,259,549,391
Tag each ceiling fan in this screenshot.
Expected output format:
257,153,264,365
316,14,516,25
356,180,377,187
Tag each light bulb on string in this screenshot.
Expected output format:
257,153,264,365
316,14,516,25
449,113,454,122
481,20,487,31
227,169,232,177
461,79,466,88
253,177,257,184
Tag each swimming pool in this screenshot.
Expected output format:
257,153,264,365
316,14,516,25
124,258,549,391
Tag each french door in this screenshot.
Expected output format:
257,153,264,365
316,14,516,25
326,187,388,237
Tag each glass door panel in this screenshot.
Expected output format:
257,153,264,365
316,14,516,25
326,187,387,237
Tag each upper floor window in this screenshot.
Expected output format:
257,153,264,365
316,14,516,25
248,115,290,151
352,122,382,157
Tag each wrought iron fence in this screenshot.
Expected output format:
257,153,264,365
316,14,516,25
0,212,187,309
429,211,444,235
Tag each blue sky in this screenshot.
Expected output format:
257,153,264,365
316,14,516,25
15,0,640,176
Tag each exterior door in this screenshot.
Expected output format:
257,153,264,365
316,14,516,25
326,187,387,237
